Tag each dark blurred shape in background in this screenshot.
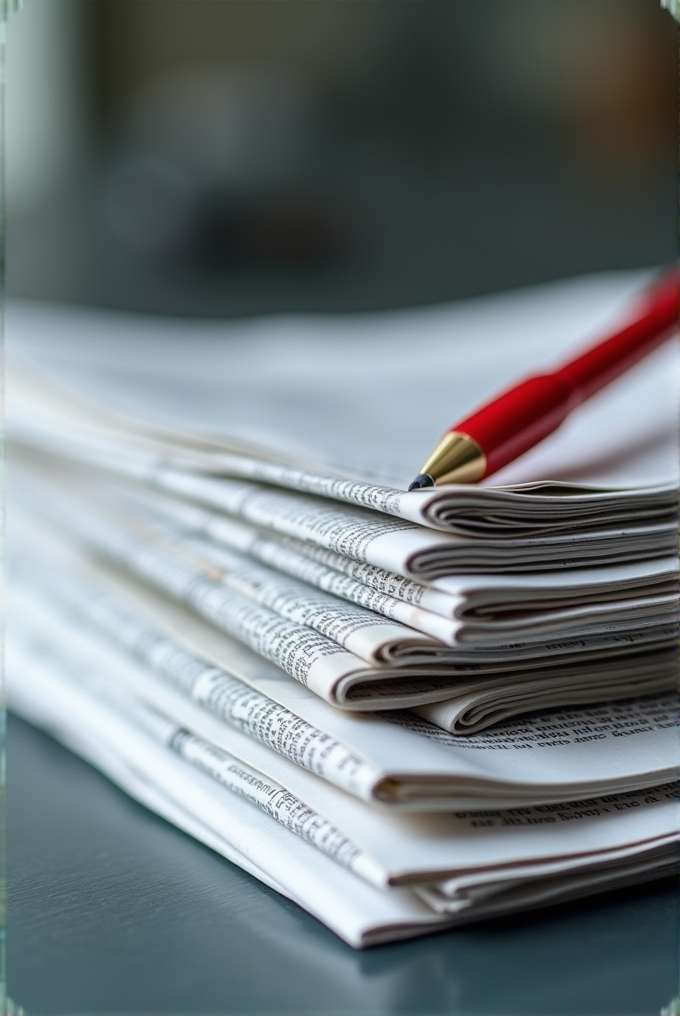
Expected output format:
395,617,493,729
6,0,676,317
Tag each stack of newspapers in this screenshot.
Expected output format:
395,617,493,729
8,272,679,946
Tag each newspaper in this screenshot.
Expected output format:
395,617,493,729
7,633,383,886
423,835,678,908
118,482,679,618
414,649,676,732
8,649,447,948
20,654,659,949
7,271,679,535
100,479,680,644
12,490,677,717
10,546,678,808
416,844,677,914
98,486,680,653
11,436,678,575
7,624,677,945
8,272,679,947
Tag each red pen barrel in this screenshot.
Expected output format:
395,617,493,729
454,270,679,480
559,271,679,401
455,373,580,477
414,268,679,487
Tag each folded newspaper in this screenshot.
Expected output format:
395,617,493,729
12,482,678,717
8,271,679,531
10,542,678,809
8,270,679,945
8,599,678,946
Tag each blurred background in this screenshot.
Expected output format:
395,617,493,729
6,0,677,318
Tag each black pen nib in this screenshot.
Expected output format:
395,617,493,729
408,473,435,491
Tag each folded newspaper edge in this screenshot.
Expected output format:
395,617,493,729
8,633,677,947
8,331,679,534
11,441,679,577
12,499,678,722
10,559,678,812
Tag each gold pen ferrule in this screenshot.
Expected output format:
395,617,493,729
419,431,487,485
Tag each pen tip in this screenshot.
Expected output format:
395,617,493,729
407,473,435,491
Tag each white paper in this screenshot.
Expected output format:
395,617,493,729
8,621,677,892
11,555,677,810
12,495,677,721
8,271,679,532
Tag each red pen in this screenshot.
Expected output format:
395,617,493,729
408,269,679,490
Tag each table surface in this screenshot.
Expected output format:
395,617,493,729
7,713,679,1016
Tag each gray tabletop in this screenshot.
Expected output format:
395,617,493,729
8,713,678,1016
